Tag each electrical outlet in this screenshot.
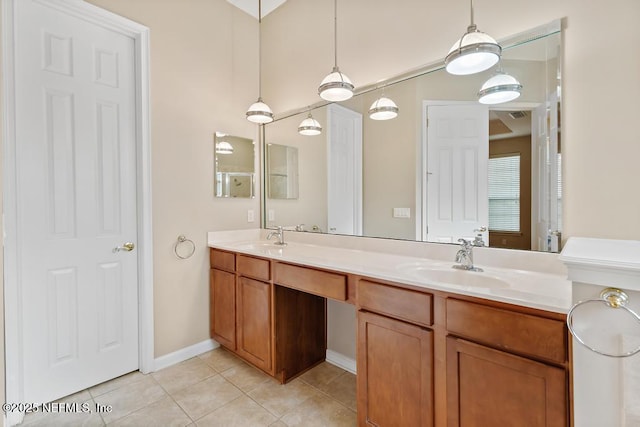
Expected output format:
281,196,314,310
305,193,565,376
268,209,275,221
247,209,255,223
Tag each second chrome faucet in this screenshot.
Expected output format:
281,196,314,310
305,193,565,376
267,226,287,246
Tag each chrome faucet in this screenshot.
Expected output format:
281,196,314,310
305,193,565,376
472,226,487,247
453,238,483,272
267,226,286,246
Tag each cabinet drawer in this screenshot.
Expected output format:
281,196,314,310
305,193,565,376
358,280,432,327
210,249,235,272
274,263,347,301
237,255,270,281
446,299,567,363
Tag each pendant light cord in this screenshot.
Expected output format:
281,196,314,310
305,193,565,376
456,0,476,50
333,0,338,69
258,0,263,98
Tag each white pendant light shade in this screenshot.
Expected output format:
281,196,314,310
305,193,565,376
478,71,522,104
216,141,234,154
298,113,322,136
318,0,354,102
445,25,501,75
246,97,274,124
319,67,354,102
368,96,399,120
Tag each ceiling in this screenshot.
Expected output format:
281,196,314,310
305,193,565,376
226,0,287,19
489,110,532,140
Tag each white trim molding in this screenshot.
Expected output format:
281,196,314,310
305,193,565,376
325,350,357,375
559,237,640,291
2,1,153,425
154,340,220,372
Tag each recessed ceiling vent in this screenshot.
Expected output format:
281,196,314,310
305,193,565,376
508,111,528,119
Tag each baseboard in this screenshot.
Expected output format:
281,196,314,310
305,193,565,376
326,349,357,375
153,339,220,371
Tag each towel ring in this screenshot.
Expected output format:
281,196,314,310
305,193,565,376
567,288,640,358
174,235,196,260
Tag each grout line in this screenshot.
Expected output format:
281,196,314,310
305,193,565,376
27,348,356,426
190,394,246,425
300,370,357,414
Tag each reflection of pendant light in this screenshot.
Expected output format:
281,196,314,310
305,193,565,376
478,70,522,104
246,0,273,124
318,0,354,102
368,95,399,120
445,0,501,75
298,112,322,136
216,141,234,154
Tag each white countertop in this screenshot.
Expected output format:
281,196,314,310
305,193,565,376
208,229,572,314
560,237,640,292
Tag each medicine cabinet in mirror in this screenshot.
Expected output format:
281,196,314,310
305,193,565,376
214,132,255,198
263,21,562,252
267,144,299,199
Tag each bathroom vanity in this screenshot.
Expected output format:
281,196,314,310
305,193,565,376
208,230,571,426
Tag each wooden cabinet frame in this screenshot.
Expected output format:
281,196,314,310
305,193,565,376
210,248,571,426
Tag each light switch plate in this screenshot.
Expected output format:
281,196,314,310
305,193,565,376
393,208,411,218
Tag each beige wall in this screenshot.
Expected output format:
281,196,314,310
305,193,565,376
357,81,418,240
263,0,640,242
84,0,261,357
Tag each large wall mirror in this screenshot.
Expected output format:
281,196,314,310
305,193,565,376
214,132,255,198
263,21,562,252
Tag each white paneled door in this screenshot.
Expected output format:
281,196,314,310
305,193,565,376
426,104,489,244
15,0,139,404
327,104,363,236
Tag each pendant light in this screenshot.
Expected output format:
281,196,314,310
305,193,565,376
246,0,273,124
445,0,501,75
298,111,322,136
368,94,399,121
318,0,354,102
478,70,522,104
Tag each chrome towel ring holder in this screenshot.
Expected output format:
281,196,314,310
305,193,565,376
174,235,196,260
567,288,640,358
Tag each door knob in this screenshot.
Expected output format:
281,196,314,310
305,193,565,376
113,242,135,253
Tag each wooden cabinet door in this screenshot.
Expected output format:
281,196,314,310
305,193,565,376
357,311,434,427
447,337,567,427
236,277,272,372
210,268,236,350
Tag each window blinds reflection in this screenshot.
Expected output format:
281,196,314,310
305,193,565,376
488,155,521,232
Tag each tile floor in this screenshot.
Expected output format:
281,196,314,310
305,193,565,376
20,347,357,426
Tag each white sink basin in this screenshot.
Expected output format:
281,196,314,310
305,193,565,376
228,241,286,256
403,266,509,289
